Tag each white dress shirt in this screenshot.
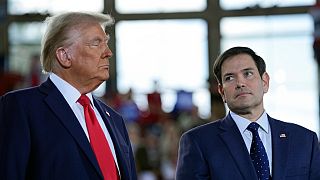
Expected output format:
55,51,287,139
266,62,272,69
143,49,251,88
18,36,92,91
231,111,273,175
49,73,119,169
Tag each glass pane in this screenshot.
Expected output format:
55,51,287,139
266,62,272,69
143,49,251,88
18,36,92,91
116,0,206,13
220,0,316,10
8,0,103,15
9,22,44,75
221,15,313,37
9,23,44,45
116,19,210,118
220,14,319,136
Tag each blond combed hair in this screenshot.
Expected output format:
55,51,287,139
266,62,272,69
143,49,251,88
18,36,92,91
40,12,114,73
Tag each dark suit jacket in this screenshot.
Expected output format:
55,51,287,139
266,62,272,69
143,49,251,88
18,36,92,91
0,79,137,180
176,113,320,180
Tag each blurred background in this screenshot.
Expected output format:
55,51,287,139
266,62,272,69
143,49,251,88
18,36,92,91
0,0,320,179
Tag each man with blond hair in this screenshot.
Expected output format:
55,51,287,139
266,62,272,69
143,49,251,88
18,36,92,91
0,12,137,180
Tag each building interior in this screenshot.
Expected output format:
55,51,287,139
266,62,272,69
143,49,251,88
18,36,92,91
0,0,319,179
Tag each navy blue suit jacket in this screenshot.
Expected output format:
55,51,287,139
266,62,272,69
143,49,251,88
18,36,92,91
0,79,137,180
176,113,320,180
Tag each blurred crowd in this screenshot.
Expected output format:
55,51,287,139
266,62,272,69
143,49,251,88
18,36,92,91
103,89,211,180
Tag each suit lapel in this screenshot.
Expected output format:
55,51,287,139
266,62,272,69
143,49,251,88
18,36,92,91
219,114,257,180
269,117,289,180
39,79,103,178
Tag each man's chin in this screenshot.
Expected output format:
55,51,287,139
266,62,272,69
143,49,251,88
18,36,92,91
99,77,109,83
229,103,251,113
93,76,109,85
98,73,109,81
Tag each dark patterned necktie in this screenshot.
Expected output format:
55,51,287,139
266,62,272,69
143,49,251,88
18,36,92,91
247,122,270,180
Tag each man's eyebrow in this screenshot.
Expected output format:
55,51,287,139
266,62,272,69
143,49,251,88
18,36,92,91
88,35,109,42
241,67,255,72
222,67,255,77
222,72,234,78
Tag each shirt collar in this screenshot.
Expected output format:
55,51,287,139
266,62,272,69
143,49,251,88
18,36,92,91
49,73,94,106
230,111,270,134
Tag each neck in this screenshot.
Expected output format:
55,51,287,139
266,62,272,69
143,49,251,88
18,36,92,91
233,108,264,122
54,70,101,95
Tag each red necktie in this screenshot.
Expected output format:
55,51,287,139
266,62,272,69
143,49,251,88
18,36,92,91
78,95,119,180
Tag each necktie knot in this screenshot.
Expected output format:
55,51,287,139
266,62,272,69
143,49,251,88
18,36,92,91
78,95,91,107
247,122,260,133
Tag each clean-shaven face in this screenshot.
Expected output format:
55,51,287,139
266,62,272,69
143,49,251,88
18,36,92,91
218,54,269,115
67,22,113,88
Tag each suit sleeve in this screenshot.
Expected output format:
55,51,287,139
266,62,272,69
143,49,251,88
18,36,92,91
0,94,31,180
310,132,320,180
176,132,210,180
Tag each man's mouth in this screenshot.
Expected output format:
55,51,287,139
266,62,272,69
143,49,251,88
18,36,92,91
100,64,109,69
235,92,251,98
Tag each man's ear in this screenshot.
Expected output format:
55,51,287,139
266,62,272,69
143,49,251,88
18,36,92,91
262,72,270,93
55,47,72,68
217,83,226,103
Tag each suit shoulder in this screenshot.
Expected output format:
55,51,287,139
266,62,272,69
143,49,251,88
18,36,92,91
272,118,317,136
1,87,39,101
183,119,223,137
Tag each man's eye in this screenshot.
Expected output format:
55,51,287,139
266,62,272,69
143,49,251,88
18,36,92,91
244,71,253,77
224,76,234,82
91,41,100,46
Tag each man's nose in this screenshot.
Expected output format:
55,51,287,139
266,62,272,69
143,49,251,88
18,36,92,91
235,77,245,88
102,46,113,59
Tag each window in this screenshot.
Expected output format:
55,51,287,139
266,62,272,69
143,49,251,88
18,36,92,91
116,19,210,117
115,0,206,13
8,0,103,14
9,22,44,75
220,0,315,10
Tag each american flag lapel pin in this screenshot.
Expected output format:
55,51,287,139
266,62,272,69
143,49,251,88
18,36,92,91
280,133,286,138
106,111,110,117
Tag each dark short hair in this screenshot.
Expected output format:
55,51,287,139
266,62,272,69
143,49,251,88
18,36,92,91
213,46,266,84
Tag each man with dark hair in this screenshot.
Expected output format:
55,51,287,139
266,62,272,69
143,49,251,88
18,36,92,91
176,46,320,180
